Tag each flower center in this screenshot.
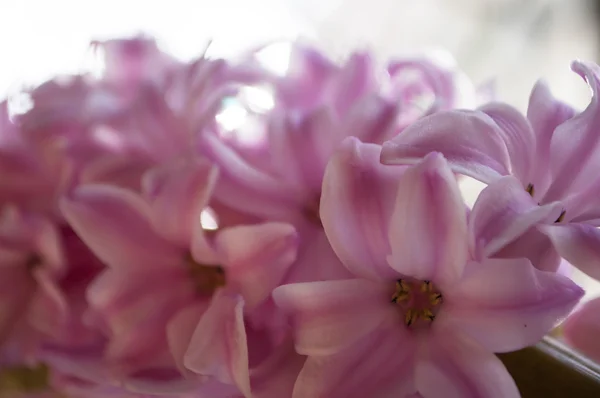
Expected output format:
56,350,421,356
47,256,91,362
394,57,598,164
391,279,443,328
184,252,226,296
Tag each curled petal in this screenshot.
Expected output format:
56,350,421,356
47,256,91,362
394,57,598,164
320,137,404,281
416,330,519,398
142,158,218,244
478,102,535,184
540,223,600,281
293,326,415,398
273,280,392,356
388,153,468,287
216,222,298,308
442,258,583,352
563,296,600,363
527,80,575,196
469,176,563,259
381,110,511,184
543,61,600,202
60,185,181,269
184,292,251,397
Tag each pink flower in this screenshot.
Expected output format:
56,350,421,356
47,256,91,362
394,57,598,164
60,158,300,396
381,61,600,278
562,296,600,363
274,139,583,398
0,207,66,361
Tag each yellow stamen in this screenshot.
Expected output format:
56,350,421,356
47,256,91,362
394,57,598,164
392,291,410,303
526,183,535,197
430,293,443,306
420,280,432,293
421,309,435,321
405,308,418,326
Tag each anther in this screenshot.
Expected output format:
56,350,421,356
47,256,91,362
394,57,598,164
555,210,566,223
526,183,535,197
430,293,443,306
420,280,432,293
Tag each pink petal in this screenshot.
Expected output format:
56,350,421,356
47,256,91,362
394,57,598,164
268,108,336,194
249,339,305,398
341,95,400,145
293,326,416,398
166,303,209,376
60,184,181,270
540,223,600,281
469,176,563,259
272,279,392,356
526,81,575,197
478,102,535,185
184,292,251,397
320,137,404,281
28,269,68,336
141,157,218,244
388,152,468,287
543,61,600,202
416,329,519,398
493,226,561,272
563,296,600,363
329,51,376,116
441,258,583,352
216,222,298,309
380,110,511,184
198,133,300,220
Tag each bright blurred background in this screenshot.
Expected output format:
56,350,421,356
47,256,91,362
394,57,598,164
0,0,599,337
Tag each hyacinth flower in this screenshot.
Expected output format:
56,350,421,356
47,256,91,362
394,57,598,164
60,157,301,396
273,139,583,398
381,61,600,278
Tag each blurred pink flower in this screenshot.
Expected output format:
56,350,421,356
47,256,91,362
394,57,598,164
60,158,300,396
274,140,583,398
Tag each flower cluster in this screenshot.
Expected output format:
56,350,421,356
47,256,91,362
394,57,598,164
0,36,596,398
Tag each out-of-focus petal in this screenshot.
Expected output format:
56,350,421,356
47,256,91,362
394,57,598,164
293,326,415,398
328,51,376,116
216,222,298,308
320,138,404,281
540,223,600,281
249,339,305,398
268,108,336,194
381,110,511,184
60,185,181,270
478,102,535,184
142,157,218,244
184,292,251,397
388,153,468,288
543,61,600,202
198,133,299,220
469,176,563,259
441,258,583,352
341,95,400,145
273,280,392,356
563,296,600,363
416,330,519,398
166,303,209,377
